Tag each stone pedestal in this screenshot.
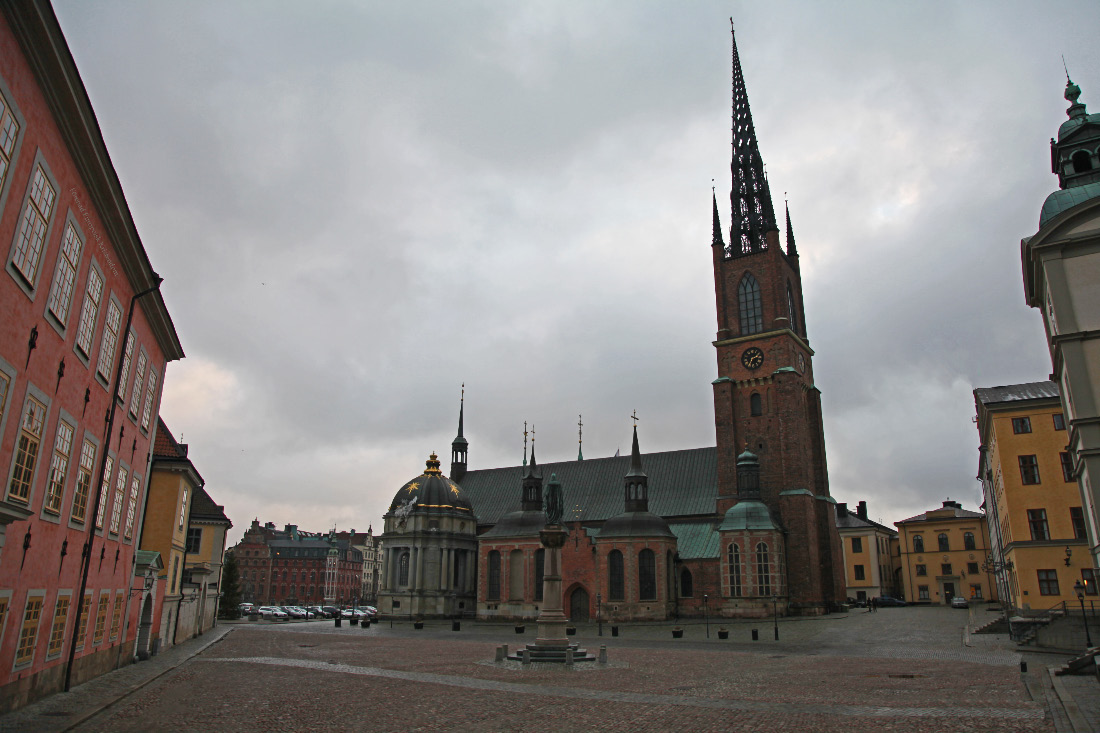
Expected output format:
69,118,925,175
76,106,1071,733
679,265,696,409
507,524,594,663
534,526,569,648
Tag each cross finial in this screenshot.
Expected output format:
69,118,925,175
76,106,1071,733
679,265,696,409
1063,54,1071,83
461,383,464,401
523,420,528,466
631,409,639,427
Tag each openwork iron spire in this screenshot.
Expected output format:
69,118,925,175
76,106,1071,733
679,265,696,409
727,21,777,258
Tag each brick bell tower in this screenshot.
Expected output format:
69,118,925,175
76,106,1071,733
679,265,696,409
710,24,844,612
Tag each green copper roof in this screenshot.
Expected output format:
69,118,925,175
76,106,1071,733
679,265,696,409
712,377,732,384
718,500,781,531
134,550,163,570
779,489,813,497
670,521,721,559
1040,181,1100,227
773,366,797,374
816,495,837,504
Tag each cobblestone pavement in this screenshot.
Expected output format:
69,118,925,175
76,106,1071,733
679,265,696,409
5,607,1097,732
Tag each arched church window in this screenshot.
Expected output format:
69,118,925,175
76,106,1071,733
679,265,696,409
728,543,742,597
756,542,771,596
534,548,545,602
638,549,657,601
913,535,924,553
738,273,763,335
1072,149,1093,173
787,282,799,333
680,568,693,597
938,533,950,552
487,551,501,600
509,549,524,601
750,392,762,416
398,552,410,586
964,532,975,550
609,550,624,600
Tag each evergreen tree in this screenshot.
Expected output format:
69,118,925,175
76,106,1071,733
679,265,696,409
218,550,242,619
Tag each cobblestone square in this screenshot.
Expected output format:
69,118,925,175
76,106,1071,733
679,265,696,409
5,605,1090,732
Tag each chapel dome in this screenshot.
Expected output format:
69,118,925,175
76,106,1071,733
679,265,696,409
718,499,781,532
389,453,472,515
599,511,675,539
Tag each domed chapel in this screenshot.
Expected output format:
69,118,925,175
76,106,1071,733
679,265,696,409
379,25,845,622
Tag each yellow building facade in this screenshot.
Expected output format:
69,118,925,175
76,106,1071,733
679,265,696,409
835,501,901,602
975,381,1095,612
141,418,199,650
896,500,997,605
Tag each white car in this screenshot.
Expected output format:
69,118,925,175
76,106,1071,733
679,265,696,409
259,606,287,620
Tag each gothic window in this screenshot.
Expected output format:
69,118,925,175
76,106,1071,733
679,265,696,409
608,550,624,600
638,549,656,601
728,543,742,597
750,393,762,417
937,534,949,552
738,273,763,335
912,535,924,553
756,542,771,596
963,532,975,551
398,552,410,586
509,550,524,601
1071,150,1093,173
680,568,693,597
787,282,798,333
487,551,500,600
534,549,545,602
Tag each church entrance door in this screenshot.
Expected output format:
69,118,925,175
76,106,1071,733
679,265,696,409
569,587,589,621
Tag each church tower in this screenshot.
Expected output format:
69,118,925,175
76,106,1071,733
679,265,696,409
710,24,844,612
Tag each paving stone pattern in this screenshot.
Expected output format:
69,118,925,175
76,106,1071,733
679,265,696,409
4,606,1092,732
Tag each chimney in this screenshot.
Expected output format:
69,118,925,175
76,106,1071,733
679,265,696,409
836,502,848,519
857,501,867,520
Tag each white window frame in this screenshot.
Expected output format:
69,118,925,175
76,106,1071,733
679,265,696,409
108,463,128,535
74,260,103,361
8,158,57,292
45,218,84,329
42,418,74,516
96,297,122,385
128,349,147,418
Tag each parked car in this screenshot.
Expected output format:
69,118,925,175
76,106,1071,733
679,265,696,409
238,603,255,616
322,606,340,618
363,606,378,618
874,596,907,607
259,606,288,620
341,609,355,619
308,606,326,618
950,596,969,609
282,606,305,619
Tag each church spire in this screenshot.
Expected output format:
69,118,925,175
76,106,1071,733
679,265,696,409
450,384,467,483
728,20,777,258
624,417,649,513
785,199,797,257
712,188,725,249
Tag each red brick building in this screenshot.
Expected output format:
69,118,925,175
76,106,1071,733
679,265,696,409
455,26,844,622
234,521,364,607
0,1,183,711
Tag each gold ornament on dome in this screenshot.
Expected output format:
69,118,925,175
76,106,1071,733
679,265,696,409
424,452,443,475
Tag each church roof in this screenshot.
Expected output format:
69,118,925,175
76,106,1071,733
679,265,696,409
460,446,717,527
974,381,1059,406
670,520,721,560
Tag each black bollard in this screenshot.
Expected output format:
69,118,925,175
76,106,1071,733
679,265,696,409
1020,661,1027,673
335,617,342,628
752,628,759,641
452,620,461,631
611,626,619,637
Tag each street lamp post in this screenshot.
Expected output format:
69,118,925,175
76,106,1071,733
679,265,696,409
1074,580,1094,648
703,594,709,639
597,593,602,636
772,596,779,641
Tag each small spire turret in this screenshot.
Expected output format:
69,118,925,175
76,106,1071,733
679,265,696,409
624,422,649,512
785,199,797,257
450,384,467,483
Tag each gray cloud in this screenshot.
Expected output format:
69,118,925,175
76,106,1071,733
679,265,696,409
53,0,1100,541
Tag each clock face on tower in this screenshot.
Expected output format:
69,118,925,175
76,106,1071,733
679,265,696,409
797,353,806,373
741,347,764,370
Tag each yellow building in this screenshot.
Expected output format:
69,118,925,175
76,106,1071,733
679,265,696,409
835,501,901,602
140,418,199,651
896,500,997,605
183,487,231,636
974,381,1095,612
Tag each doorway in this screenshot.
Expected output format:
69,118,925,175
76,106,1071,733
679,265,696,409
943,582,956,604
569,587,589,621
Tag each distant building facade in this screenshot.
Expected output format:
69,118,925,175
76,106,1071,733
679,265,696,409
233,522,363,607
181,486,231,636
835,501,901,602
895,501,997,605
334,528,382,604
0,2,183,712
975,381,1095,610
1021,77,1100,570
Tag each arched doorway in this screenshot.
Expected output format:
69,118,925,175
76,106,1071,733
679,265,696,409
137,596,154,661
569,587,589,621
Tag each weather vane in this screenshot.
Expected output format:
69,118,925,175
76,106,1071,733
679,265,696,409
523,420,528,466
578,414,584,461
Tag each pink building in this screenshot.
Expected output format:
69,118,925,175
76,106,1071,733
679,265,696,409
0,2,183,711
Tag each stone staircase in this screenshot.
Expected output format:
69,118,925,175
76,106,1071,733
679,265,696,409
1053,646,1099,676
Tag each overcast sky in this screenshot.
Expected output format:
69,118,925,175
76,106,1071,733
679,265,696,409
52,1,1100,544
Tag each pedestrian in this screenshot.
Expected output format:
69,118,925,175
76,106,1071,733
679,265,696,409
870,596,877,613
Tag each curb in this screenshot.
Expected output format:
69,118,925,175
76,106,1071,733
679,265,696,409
58,626,234,732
